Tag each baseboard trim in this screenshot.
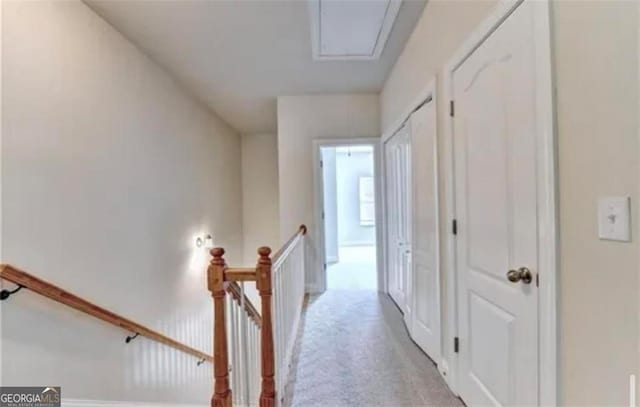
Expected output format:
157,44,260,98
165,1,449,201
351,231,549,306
63,399,199,407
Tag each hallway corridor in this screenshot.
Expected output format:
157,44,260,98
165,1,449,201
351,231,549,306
285,290,462,406
327,246,377,290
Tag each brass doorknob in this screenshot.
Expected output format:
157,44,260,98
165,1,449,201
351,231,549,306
507,267,533,284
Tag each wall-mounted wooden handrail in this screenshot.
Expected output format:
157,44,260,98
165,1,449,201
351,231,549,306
0,264,213,363
226,281,262,327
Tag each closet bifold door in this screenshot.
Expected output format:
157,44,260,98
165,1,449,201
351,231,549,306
407,99,441,363
384,128,410,314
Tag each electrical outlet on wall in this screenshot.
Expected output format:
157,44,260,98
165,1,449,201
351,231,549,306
598,196,631,242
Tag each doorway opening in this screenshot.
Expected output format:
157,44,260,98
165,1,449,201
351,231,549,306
320,144,378,290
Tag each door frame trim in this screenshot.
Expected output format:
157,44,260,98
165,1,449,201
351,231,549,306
312,137,384,293
442,0,558,404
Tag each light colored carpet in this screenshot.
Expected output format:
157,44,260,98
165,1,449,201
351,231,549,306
327,246,377,291
284,290,463,407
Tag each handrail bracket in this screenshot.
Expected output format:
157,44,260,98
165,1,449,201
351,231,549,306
0,284,24,301
125,332,140,343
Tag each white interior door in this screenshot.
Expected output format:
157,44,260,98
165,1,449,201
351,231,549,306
408,99,441,362
400,129,413,327
385,128,411,312
321,148,339,264
385,135,401,307
453,2,539,406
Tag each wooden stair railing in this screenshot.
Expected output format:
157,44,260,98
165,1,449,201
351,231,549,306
0,264,213,363
208,224,307,407
227,281,262,327
0,224,306,406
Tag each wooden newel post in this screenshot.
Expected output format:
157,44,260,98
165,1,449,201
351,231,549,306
256,246,276,407
208,247,232,407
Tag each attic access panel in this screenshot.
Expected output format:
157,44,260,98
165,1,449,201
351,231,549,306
308,0,402,60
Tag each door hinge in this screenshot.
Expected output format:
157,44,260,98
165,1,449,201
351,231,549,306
322,211,325,220
454,337,459,353
324,263,327,271
536,273,539,287
450,100,455,117
452,219,458,235
320,160,323,168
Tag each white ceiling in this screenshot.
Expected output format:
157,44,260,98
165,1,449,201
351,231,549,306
85,0,427,134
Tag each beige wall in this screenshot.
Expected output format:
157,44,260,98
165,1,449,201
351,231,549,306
1,1,242,403
552,1,639,405
380,0,498,136
277,94,379,291
382,0,640,405
241,133,280,265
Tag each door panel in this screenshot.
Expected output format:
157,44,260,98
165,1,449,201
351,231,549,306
321,148,339,264
385,128,411,312
385,140,399,304
468,292,515,405
400,132,412,322
409,99,441,361
453,2,538,406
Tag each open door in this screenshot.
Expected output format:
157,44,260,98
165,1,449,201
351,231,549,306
318,143,379,292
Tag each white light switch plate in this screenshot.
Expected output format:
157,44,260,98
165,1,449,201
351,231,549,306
598,196,631,242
